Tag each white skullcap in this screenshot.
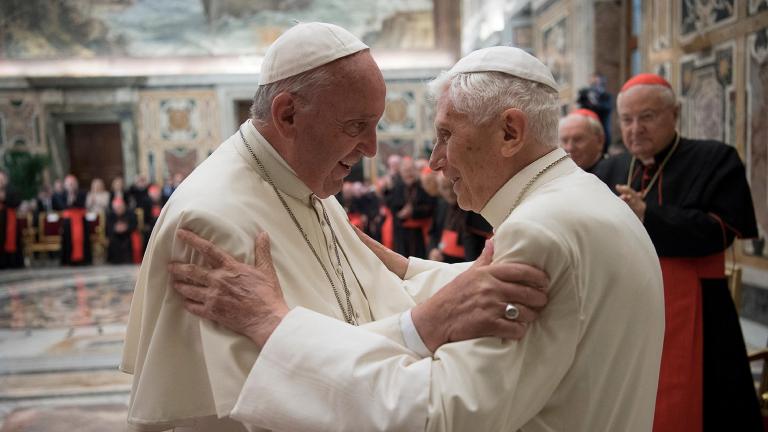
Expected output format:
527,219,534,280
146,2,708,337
448,46,559,92
259,22,369,85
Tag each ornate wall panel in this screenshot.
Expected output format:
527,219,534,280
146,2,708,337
0,92,43,152
138,90,220,183
745,26,768,257
680,0,737,41
373,81,435,177
679,42,735,144
540,15,571,90
750,0,768,15
652,1,672,51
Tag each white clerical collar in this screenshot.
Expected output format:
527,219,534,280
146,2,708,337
235,120,314,201
481,147,571,230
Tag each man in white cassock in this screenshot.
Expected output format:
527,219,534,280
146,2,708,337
169,46,666,431
122,23,551,432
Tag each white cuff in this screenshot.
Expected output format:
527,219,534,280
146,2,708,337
399,309,432,358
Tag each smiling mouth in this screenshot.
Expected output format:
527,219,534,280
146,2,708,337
339,161,352,169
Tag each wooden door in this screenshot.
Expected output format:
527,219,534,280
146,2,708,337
65,123,124,188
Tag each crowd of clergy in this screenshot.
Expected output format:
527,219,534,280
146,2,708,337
0,172,183,268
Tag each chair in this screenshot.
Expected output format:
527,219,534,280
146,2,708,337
27,212,62,256
726,264,743,311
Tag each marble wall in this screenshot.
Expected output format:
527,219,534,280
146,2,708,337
642,0,768,263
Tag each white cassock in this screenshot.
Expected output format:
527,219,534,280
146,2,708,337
121,120,443,431
229,148,666,431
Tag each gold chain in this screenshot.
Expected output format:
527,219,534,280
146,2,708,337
239,128,360,325
507,154,570,217
626,134,680,199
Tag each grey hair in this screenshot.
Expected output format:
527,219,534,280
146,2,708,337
250,65,335,127
427,71,561,148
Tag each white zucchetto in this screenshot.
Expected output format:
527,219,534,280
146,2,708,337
259,22,369,85
448,46,559,92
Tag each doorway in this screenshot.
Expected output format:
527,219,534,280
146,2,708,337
65,122,124,188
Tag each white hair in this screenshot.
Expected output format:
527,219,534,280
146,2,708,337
249,64,334,127
559,113,604,138
617,84,677,110
427,71,560,148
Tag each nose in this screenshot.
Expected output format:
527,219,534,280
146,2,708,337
429,142,446,172
359,128,378,158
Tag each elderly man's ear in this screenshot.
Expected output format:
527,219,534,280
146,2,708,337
271,92,299,139
500,108,527,158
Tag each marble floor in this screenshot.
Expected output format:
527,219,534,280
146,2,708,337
0,265,137,431
0,265,766,431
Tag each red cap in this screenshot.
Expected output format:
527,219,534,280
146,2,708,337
571,108,600,121
148,184,160,195
421,166,432,175
112,197,125,207
620,73,671,93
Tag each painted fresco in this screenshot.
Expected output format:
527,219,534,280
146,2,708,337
680,0,736,39
138,90,219,182
745,26,768,258
679,42,735,145
541,16,570,89
0,0,434,60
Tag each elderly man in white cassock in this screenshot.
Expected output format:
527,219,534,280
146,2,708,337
168,46,666,431
122,23,552,432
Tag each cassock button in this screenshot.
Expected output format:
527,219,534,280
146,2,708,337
336,266,343,275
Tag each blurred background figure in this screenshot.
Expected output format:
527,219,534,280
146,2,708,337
128,174,150,210
139,184,164,253
577,72,613,152
428,175,466,263
559,109,606,173
0,170,23,269
385,156,436,258
109,176,126,205
59,174,91,266
106,197,138,264
86,178,110,214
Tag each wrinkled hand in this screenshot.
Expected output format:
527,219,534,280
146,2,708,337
412,241,549,352
351,224,408,279
168,229,288,349
616,184,646,221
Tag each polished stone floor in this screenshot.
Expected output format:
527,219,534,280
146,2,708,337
0,265,138,431
0,264,766,431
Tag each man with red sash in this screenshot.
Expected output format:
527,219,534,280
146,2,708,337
595,73,761,431
0,171,23,269
385,156,436,258
57,174,92,266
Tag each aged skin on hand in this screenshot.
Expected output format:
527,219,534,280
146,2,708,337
169,228,549,351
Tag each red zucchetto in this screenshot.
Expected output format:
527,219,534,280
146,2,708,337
620,73,672,93
571,108,600,121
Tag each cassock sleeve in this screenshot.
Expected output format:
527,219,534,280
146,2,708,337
230,220,581,432
644,146,758,257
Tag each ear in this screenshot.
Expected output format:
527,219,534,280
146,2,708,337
500,108,526,157
271,92,299,139
672,102,681,124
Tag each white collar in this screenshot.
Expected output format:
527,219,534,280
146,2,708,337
480,148,573,230
235,120,314,201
